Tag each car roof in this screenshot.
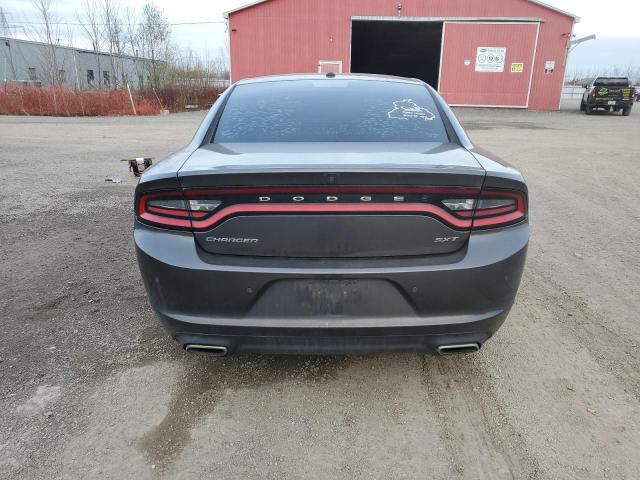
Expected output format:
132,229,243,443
234,73,426,86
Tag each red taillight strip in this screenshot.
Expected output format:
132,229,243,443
190,203,472,230
139,211,192,228
137,187,526,231
470,205,516,218
146,206,209,219
137,192,184,216
472,210,525,228
471,191,526,229
190,211,210,218
146,206,191,218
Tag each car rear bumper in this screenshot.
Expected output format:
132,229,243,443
589,99,633,108
157,310,509,355
135,221,528,355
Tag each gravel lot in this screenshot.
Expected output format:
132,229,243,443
1,101,640,479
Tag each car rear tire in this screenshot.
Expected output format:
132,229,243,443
585,104,594,115
580,100,586,111
622,107,632,116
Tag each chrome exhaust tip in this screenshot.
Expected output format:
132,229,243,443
437,343,480,356
185,344,228,357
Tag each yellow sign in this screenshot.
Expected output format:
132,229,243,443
511,63,524,73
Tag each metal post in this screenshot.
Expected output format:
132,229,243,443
73,52,80,90
126,82,137,115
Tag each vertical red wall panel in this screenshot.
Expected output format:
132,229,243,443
439,23,538,107
228,0,575,110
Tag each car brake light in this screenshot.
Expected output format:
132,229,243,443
471,191,527,229
442,190,527,229
137,192,222,229
591,87,598,97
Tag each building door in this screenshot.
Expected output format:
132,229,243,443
438,22,539,107
350,20,443,89
318,61,342,74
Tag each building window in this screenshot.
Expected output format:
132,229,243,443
28,67,37,81
103,70,110,87
57,69,66,83
87,69,95,85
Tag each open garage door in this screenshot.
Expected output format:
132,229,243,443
351,20,443,88
439,22,539,107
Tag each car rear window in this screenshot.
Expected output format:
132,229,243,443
593,77,630,87
213,79,449,143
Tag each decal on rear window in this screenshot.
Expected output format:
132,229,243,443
387,99,435,121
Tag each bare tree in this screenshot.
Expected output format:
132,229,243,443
30,0,63,85
140,2,170,90
122,5,145,89
214,44,230,79
76,0,103,89
0,7,19,82
0,6,13,37
566,64,640,86
100,0,125,89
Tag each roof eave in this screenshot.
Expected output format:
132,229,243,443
223,0,270,18
527,0,580,22
224,0,580,23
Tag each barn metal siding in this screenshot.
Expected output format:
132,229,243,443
228,0,574,110
439,22,539,107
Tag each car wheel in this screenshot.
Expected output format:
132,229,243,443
580,100,586,111
585,104,594,115
622,107,632,116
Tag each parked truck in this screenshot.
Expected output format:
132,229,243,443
581,77,635,116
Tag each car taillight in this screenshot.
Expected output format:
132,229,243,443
138,187,526,232
137,191,222,229
591,87,598,97
442,190,527,230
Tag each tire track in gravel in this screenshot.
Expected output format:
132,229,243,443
524,269,640,403
421,355,542,480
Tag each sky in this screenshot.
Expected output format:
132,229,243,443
2,0,639,77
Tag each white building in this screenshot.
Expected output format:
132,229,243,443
1,36,151,89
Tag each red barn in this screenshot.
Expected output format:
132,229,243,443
224,0,579,110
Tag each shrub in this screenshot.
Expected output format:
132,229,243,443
0,86,161,116
144,86,225,112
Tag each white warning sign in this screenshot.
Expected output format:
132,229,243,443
544,60,555,74
475,47,506,73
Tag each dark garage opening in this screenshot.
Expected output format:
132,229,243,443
351,21,443,88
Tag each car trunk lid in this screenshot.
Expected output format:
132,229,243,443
178,142,485,258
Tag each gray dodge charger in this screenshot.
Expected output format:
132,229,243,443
134,74,528,356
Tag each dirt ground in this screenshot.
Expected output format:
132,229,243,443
1,100,640,479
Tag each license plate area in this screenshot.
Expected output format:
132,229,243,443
608,101,617,105
248,279,416,318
